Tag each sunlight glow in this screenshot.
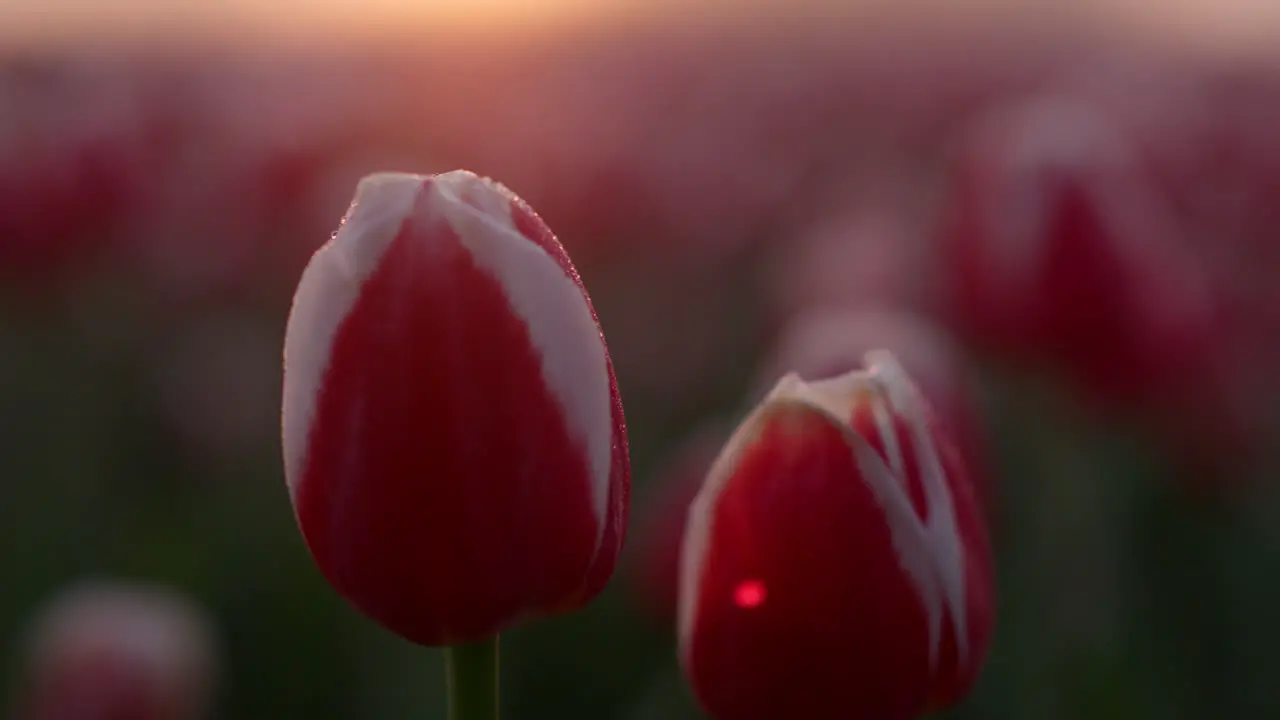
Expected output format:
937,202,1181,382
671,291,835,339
0,0,643,49
1,0,1279,59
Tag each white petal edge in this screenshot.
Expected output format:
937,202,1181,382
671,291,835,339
282,172,424,497
864,350,970,666
426,171,614,551
763,306,958,400
677,350,970,671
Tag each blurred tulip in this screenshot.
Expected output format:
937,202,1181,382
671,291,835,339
679,351,994,720
755,306,993,513
12,582,217,720
281,170,630,646
939,96,1221,408
0,71,154,294
628,423,730,626
1102,73,1280,482
0,137,112,292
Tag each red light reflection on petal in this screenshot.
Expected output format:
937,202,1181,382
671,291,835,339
733,579,767,609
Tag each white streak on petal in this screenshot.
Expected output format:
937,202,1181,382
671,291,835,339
426,170,613,549
870,392,906,486
779,371,945,659
867,350,970,666
281,172,423,497
677,392,779,666
768,353,971,670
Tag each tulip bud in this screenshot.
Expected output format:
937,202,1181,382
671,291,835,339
12,582,218,720
281,170,630,646
754,306,993,513
679,351,993,720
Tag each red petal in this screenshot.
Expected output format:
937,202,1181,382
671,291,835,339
686,405,932,720
296,190,601,645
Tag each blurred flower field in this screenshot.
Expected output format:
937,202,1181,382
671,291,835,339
1,13,1279,719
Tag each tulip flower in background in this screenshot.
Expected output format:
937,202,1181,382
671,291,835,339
938,96,1222,410
755,306,993,514
679,351,994,720
281,170,630,718
0,72,155,297
938,95,1260,490
0,132,121,295
1103,75,1280,486
11,581,218,720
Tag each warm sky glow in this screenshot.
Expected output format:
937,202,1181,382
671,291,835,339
0,0,637,49
1,0,1280,55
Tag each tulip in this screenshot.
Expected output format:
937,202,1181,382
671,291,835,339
759,306,993,509
939,96,1260,491
281,170,629,718
0,82,152,297
634,309,994,626
938,96,1220,409
679,351,994,720
12,582,217,720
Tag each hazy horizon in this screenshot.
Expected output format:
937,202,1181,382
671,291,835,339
1,0,1279,58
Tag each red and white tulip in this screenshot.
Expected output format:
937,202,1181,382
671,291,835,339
679,351,993,720
13,582,218,720
938,96,1220,407
281,170,630,646
755,306,993,513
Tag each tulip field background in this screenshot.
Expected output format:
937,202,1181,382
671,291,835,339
3,4,1280,718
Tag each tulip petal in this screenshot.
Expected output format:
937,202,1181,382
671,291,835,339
680,398,934,720
866,351,970,665
779,370,954,669
426,172,614,543
282,172,424,497
683,354,974,676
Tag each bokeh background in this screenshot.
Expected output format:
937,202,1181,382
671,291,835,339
2,1,1279,718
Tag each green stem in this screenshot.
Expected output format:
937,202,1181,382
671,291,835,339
445,635,500,720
